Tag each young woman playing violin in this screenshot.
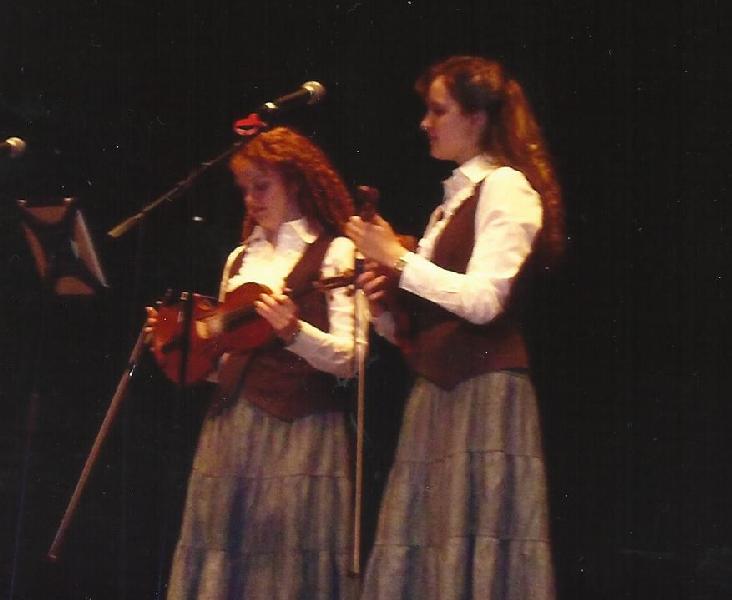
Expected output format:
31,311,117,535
345,56,564,599
148,126,357,599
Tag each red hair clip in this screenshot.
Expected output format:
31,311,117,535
232,113,267,136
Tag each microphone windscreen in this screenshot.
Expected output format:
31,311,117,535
302,81,326,105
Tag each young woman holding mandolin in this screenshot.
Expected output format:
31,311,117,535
148,126,357,599
345,56,564,599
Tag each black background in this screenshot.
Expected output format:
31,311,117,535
1,1,730,598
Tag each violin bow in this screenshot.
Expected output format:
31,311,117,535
349,185,379,577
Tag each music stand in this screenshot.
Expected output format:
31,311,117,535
10,197,107,597
17,196,108,295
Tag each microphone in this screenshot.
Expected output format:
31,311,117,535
258,81,326,117
1,137,26,158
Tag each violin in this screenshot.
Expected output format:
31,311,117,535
150,185,411,386
151,274,352,386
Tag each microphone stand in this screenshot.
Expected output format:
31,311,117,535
47,325,147,561
48,118,268,563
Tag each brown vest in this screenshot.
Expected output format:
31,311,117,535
396,181,529,390
216,235,343,421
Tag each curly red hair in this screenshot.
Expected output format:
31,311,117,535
229,127,354,240
416,56,564,266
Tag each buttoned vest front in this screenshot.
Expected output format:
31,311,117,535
396,180,530,390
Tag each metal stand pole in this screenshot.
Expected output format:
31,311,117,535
47,325,147,562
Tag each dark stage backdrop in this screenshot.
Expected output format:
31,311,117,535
1,1,730,599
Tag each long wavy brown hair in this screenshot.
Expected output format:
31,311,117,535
229,127,354,240
416,56,564,266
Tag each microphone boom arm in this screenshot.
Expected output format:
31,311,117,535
108,81,324,239
107,138,247,239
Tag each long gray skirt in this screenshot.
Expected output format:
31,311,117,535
166,397,353,600
361,371,554,600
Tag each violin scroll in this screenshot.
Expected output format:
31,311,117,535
356,185,379,222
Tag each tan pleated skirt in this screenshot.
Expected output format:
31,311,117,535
361,371,555,600
166,396,353,600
